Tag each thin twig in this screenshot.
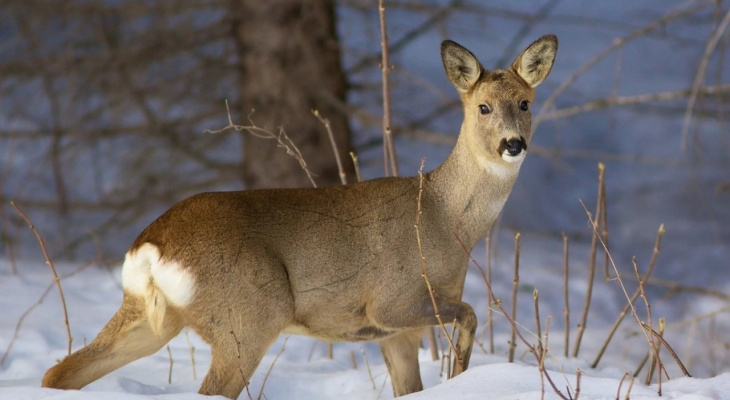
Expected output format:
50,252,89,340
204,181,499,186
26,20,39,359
509,232,521,363
415,158,458,358
625,376,636,400
573,163,604,357
428,328,439,361
349,152,363,183
313,110,347,185
361,348,376,390
185,329,197,380
642,322,691,378
166,345,173,385
616,372,629,400
378,0,399,177
540,84,730,121
0,262,91,366
258,336,289,400
486,234,495,354
533,0,715,133
454,235,571,400
563,233,570,358
633,257,664,388
581,205,690,377
206,100,317,188
534,288,543,355
592,224,664,369
681,7,730,151
645,318,665,388
10,201,72,356
600,164,610,281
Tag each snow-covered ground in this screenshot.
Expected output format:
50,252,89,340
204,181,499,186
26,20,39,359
1,230,728,399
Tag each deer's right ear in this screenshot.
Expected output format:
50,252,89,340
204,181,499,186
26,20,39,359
441,40,483,93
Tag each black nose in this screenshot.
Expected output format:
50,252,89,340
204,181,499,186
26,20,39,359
499,137,527,157
506,139,523,156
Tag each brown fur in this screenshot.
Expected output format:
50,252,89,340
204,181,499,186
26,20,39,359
42,35,557,398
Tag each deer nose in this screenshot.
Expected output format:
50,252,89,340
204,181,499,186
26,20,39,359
499,137,527,158
506,139,524,156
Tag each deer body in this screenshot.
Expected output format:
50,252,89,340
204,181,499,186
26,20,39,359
42,35,557,399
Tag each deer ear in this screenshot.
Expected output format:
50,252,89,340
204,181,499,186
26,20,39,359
511,34,558,88
441,40,483,93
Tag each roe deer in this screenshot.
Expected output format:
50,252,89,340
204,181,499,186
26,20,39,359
42,35,557,398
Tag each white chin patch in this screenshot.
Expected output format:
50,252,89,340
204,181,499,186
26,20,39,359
501,150,526,163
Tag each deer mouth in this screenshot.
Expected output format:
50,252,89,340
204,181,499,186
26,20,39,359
498,137,527,162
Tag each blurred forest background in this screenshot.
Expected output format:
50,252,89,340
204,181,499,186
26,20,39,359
0,0,728,298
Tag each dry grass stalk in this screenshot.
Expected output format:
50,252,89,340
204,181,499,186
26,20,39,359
642,322,690,377
591,224,664,369
414,158,459,360
538,316,551,400
378,0,399,177
349,152,362,183
257,336,289,400
166,345,173,384
615,372,629,400
575,368,582,400
600,166,610,281
454,236,572,400
327,343,333,360
486,234,495,354
313,110,347,185
10,201,72,356
361,348,376,390
185,329,197,380
562,233,570,358
349,350,357,369
581,205,690,378
0,204,18,276
634,351,650,378
508,232,521,363
573,163,605,358
632,256,665,389
534,288,543,355
624,375,636,400
645,318,665,388
428,328,439,361
0,137,17,275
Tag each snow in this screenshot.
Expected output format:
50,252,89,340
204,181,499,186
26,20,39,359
1,237,727,400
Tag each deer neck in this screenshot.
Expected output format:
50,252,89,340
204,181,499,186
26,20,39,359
425,129,522,247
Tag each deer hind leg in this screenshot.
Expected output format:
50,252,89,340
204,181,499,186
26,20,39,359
189,267,295,399
42,293,184,390
379,329,424,396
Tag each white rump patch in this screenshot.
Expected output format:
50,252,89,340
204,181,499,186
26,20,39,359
122,243,196,308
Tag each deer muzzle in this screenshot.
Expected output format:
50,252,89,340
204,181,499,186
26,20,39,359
498,137,527,161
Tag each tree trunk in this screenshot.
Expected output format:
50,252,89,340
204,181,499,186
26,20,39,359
231,0,354,189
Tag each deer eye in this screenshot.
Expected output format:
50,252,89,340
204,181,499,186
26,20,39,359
519,100,530,111
479,104,490,115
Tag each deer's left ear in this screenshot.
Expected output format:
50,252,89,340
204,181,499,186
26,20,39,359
511,35,558,88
